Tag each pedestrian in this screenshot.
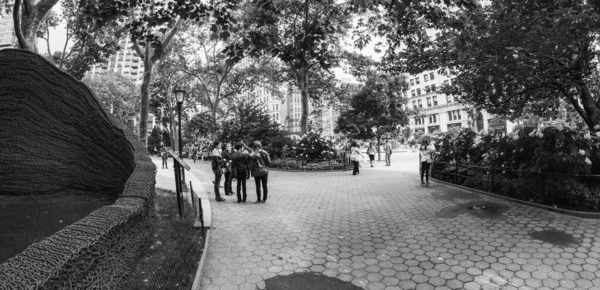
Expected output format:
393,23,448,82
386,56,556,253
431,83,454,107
419,140,436,185
221,143,234,196
160,147,168,169
367,141,376,167
231,142,252,203
384,140,392,166
211,140,226,202
192,145,198,163
249,141,271,204
350,140,364,175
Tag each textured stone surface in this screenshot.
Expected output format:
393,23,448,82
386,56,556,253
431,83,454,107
182,153,600,290
0,49,156,289
0,49,135,196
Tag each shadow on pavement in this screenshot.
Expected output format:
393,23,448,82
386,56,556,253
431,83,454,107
264,272,362,290
529,229,581,247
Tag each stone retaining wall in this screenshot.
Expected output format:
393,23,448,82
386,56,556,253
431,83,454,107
0,49,156,289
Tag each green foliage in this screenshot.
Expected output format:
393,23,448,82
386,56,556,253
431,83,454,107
147,127,162,152
37,0,124,79
82,72,139,125
336,74,410,142
293,131,338,160
185,112,219,142
220,100,283,146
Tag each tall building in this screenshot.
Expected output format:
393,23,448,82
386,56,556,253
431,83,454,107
0,9,15,49
89,37,145,84
405,69,513,139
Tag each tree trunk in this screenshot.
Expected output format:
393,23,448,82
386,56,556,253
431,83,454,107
13,0,59,52
578,83,600,131
138,50,154,147
296,67,310,134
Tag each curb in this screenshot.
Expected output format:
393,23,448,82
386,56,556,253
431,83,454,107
191,228,212,290
431,177,600,219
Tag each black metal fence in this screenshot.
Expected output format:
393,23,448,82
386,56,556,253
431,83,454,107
189,182,205,234
430,161,600,212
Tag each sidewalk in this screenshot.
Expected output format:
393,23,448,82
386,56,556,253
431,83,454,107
151,157,212,227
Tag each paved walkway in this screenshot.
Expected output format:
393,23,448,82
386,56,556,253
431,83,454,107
156,154,600,290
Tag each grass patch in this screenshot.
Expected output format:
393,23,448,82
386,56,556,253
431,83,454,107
0,192,117,263
122,188,205,290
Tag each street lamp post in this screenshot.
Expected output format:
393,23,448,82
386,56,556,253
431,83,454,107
174,89,185,218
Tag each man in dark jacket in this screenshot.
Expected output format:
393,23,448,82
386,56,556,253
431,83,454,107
231,142,253,203
211,141,226,202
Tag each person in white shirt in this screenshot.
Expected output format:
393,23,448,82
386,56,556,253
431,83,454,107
419,140,436,185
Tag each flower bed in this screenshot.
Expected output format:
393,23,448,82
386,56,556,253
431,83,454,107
430,126,600,212
270,158,351,171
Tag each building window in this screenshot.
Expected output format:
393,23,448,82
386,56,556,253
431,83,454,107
424,74,429,82
429,114,437,124
446,95,452,103
447,111,452,121
412,101,417,108
430,72,435,80
410,79,415,86
411,90,415,97
418,99,423,108
415,76,420,84
403,91,408,98
417,89,421,96
427,97,432,107
433,95,438,106
448,110,461,121
431,84,436,92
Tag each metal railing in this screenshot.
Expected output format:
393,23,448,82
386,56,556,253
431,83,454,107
430,161,600,212
189,182,205,234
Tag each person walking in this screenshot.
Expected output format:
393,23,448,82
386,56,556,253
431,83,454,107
160,147,168,169
192,145,198,163
367,141,376,167
211,141,226,202
419,140,436,185
231,142,252,203
350,140,364,175
221,143,234,196
384,140,392,166
249,141,271,204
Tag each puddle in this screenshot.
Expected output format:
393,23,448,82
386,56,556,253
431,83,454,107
436,201,509,219
529,229,581,247
431,189,481,202
264,272,362,290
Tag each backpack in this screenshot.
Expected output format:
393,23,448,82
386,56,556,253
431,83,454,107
250,151,270,177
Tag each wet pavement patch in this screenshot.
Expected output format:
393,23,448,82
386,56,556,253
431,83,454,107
431,189,481,202
529,229,581,247
264,272,362,290
437,201,509,219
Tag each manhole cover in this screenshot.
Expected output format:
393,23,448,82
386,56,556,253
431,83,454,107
529,229,580,247
264,272,362,290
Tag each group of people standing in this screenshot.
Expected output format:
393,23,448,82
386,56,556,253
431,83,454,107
210,140,271,203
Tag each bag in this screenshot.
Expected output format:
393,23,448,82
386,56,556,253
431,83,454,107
252,152,269,177
350,154,358,162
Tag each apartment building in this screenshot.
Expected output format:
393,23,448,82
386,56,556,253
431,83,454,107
0,11,14,49
89,37,145,84
405,69,513,138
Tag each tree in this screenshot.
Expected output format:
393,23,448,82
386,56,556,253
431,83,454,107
176,24,284,121
336,74,410,159
220,100,283,145
223,0,353,133
8,0,59,51
369,0,600,132
185,111,219,143
36,0,123,79
147,126,162,153
149,57,197,152
81,71,139,126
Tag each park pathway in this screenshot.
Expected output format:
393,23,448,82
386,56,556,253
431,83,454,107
168,153,600,290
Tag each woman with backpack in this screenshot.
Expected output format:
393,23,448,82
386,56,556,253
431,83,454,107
249,141,271,204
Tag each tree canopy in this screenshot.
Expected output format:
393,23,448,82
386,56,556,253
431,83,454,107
220,100,283,145
336,74,410,142
82,71,139,125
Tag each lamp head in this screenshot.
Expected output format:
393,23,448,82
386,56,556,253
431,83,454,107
174,89,185,103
